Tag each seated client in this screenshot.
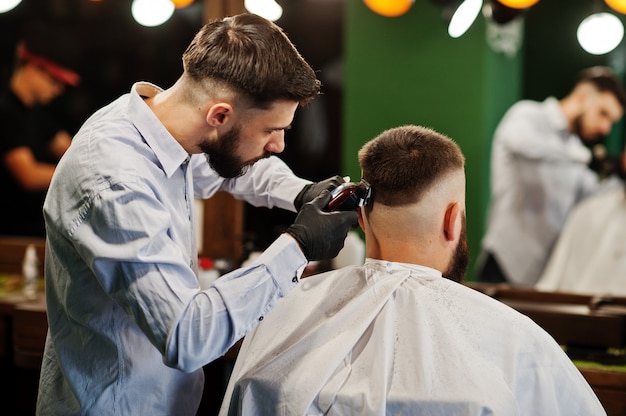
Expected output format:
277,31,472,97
536,151,626,296
219,125,605,415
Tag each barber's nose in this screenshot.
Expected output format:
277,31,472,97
265,131,285,154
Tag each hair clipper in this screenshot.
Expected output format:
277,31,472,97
326,179,372,211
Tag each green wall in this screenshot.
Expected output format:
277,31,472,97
344,0,522,280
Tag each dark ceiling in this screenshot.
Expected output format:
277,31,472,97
0,0,346,252
0,0,345,132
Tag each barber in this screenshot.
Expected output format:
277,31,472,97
36,14,357,415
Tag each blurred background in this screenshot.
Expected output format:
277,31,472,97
1,0,624,279
2,2,626,415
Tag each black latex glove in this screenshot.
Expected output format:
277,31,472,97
293,175,345,211
286,190,359,261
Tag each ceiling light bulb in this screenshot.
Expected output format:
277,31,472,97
131,0,175,27
577,12,624,55
244,0,283,22
362,0,414,18
448,0,484,38
0,0,21,13
496,0,539,9
172,0,194,8
605,0,626,14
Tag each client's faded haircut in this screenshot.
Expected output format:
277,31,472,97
358,125,465,207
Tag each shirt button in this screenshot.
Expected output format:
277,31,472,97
258,316,264,321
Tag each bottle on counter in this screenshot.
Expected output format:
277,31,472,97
198,257,220,290
22,244,39,300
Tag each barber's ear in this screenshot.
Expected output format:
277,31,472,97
206,103,232,127
443,202,460,242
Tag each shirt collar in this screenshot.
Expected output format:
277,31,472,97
127,82,190,177
542,96,570,137
364,258,443,278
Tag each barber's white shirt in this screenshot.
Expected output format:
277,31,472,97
537,187,626,296
220,259,605,415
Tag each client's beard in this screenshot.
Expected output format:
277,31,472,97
443,215,469,283
200,124,271,179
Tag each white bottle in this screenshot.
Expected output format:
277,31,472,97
22,244,39,300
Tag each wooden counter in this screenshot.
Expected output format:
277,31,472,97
13,296,47,370
0,278,46,415
3,280,626,415
466,282,626,349
578,366,626,416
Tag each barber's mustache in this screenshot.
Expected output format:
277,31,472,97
246,151,272,165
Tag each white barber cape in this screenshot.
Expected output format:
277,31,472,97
220,259,604,416
537,187,626,296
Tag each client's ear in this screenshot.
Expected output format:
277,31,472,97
357,206,365,231
443,202,460,242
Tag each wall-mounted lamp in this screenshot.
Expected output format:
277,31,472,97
0,0,21,13
577,12,624,55
363,0,415,18
245,0,283,22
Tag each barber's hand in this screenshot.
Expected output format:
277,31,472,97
294,175,345,211
286,190,359,261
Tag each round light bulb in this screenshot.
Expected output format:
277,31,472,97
131,0,175,27
577,12,624,55
172,0,194,8
363,0,414,18
244,0,283,22
606,0,626,14
496,0,540,9
0,0,21,13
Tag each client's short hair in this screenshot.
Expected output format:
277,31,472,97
358,125,465,207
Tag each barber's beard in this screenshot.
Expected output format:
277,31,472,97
572,116,584,138
200,124,270,179
573,115,603,143
443,216,469,283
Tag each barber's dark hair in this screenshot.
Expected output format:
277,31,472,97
358,125,465,206
182,13,320,108
577,66,626,108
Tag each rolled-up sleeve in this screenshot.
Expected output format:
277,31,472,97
168,234,307,371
